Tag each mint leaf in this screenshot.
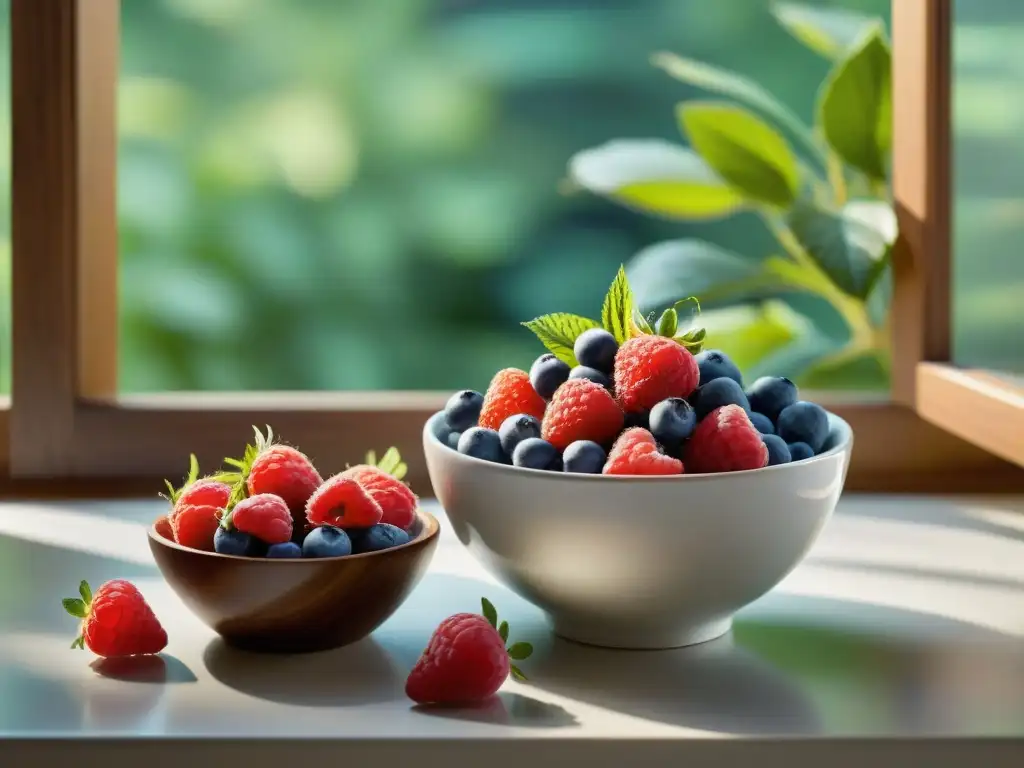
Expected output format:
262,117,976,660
498,621,509,643
507,642,533,660
62,598,87,618
509,664,527,681
656,308,678,338
601,266,635,343
522,313,601,366
481,597,498,628
78,580,92,604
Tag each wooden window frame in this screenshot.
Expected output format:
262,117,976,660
1,0,1020,496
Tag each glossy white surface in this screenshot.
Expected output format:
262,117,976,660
1,494,1024,764
424,410,852,648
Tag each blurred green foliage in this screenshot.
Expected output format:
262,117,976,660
570,1,896,390
0,0,899,394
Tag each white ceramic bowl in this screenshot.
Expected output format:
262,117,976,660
423,411,853,649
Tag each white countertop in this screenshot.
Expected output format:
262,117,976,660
1,494,1024,766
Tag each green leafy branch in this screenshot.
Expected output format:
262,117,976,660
567,1,896,389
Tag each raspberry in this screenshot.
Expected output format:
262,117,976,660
541,378,623,451
228,493,293,544
478,368,546,431
613,335,699,413
162,454,230,522
340,465,417,530
405,599,531,705
220,427,322,522
171,503,221,551
306,475,383,529
64,579,167,658
603,427,684,475
685,404,768,473
153,515,174,540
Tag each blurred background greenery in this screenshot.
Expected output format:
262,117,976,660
0,0,1018,394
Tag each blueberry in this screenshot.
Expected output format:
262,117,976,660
749,412,775,435
529,354,571,399
649,397,696,450
562,440,606,474
499,413,541,456
512,437,561,470
573,328,618,373
214,527,265,557
777,401,829,453
746,377,798,423
569,365,612,390
695,349,743,387
457,427,504,463
762,434,792,466
694,377,750,420
623,409,650,430
444,389,484,432
446,431,462,450
266,541,302,559
787,441,814,462
302,525,352,558
350,523,411,554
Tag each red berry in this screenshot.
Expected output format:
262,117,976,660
64,579,167,658
175,479,230,516
478,368,546,431
230,493,293,544
603,427,684,475
613,335,699,413
306,475,383,529
248,445,323,518
153,515,174,540
541,378,623,451
406,613,510,704
340,465,417,530
172,503,221,551
685,404,768,474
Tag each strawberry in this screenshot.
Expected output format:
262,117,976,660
64,579,167,658
613,335,699,413
171,503,221,551
220,426,323,527
603,427,684,475
541,378,623,451
340,447,417,530
406,598,532,705
153,515,174,540
306,475,383,529
478,368,546,431
226,493,293,545
685,404,768,473
161,454,231,522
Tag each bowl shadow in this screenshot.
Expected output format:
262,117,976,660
203,636,402,707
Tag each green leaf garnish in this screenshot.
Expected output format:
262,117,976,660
78,580,92,604
498,621,509,643
509,664,527,682
600,265,635,344
159,453,200,505
521,313,601,366
507,642,533,661
62,598,87,618
366,446,408,481
481,597,498,628
656,308,678,338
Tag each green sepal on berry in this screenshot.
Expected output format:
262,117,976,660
212,425,272,519
63,580,93,650
160,453,200,505
522,265,705,361
480,597,533,681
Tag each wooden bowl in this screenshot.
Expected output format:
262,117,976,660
148,510,440,653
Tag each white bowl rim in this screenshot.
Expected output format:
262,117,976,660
424,409,852,482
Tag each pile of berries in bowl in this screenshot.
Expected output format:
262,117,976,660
149,429,439,653
423,267,853,649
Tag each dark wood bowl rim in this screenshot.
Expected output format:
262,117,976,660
148,508,440,562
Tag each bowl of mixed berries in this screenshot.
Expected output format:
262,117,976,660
423,267,852,649
150,430,438,653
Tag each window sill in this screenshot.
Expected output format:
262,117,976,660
1,494,1023,764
